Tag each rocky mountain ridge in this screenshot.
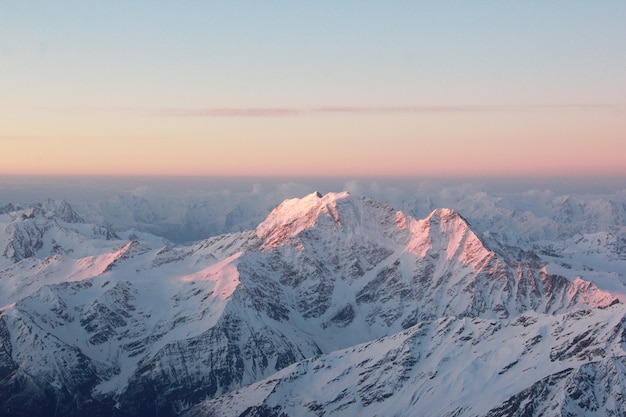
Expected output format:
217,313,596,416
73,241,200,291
187,306,626,417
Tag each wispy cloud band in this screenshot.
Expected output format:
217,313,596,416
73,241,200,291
3,104,622,118
150,104,624,118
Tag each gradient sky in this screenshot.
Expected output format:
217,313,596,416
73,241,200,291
1,1,625,177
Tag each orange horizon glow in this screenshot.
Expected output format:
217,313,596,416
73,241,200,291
2,105,625,178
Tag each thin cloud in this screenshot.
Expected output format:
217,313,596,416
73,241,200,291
148,104,624,118
5,104,621,118
155,108,304,117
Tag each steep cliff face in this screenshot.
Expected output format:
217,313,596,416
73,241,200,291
0,194,622,417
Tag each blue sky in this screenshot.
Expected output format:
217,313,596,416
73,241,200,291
1,1,625,176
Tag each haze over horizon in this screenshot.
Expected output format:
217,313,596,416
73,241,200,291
2,2,625,177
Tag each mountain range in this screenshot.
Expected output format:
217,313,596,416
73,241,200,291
1,191,625,416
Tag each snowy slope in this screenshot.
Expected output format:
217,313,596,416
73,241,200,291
0,193,624,417
186,305,626,417
0,201,167,307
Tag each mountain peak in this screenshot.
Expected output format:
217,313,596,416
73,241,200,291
2,199,83,224
39,199,83,223
255,193,478,252
255,191,350,248
406,206,488,265
426,207,461,221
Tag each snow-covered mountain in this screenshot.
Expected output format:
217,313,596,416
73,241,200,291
12,179,623,298
186,306,626,417
30,180,625,301
0,192,624,417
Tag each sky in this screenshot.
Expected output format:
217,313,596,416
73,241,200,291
1,2,625,178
